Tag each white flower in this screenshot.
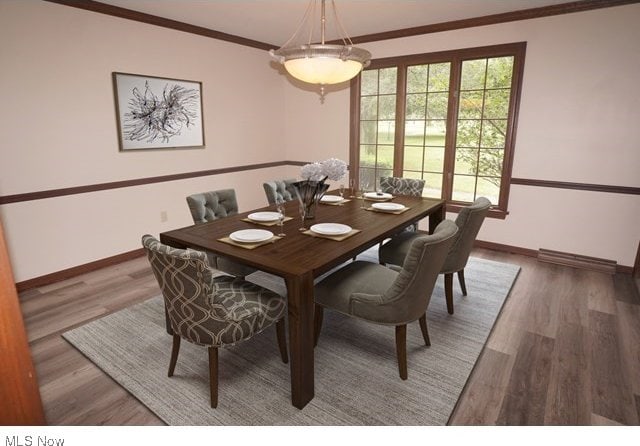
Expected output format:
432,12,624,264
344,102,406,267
300,162,324,181
301,158,348,182
321,158,348,181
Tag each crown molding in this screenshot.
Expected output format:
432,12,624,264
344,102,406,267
343,0,640,44
43,0,276,50
44,0,639,50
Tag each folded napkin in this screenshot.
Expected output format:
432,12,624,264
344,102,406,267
241,216,293,227
302,228,361,241
218,235,281,249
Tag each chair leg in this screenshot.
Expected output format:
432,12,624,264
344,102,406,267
275,318,288,363
395,324,408,380
444,273,454,314
457,269,467,296
168,334,181,377
164,305,174,335
208,347,218,408
313,304,324,347
418,313,431,346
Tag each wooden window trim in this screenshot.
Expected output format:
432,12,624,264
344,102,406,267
350,42,527,218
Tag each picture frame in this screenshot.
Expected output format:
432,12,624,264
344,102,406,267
112,72,205,151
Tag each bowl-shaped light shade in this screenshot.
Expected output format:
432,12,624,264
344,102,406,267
272,44,371,85
284,57,364,84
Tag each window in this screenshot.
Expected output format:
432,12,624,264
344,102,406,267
350,43,526,217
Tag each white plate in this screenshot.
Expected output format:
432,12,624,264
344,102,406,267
364,192,393,199
372,202,406,211
320,195,343,203
229,229,273,243
310,223,352,236
247,211,282,222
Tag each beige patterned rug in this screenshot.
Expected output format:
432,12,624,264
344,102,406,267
63,254,519,425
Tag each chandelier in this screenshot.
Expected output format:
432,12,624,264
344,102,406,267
269,0,371,101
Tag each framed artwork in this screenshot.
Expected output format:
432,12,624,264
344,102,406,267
112,72,205,151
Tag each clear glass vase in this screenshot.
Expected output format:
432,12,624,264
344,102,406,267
292,180,329,219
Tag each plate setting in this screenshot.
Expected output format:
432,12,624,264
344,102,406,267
372,202,406,212
247,211,282,222
310,223,352,236
229,229,274,243
320,195,343,203
364,192,393,200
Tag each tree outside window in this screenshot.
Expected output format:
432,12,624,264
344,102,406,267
350,42,526,218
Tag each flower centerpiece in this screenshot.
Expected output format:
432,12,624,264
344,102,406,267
293,158,348,219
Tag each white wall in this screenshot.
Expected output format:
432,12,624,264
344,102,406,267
283,4,640,266
0,1,287,281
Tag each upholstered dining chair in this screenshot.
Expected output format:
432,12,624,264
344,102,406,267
313,220,458,380
379,197,492,314
263,178,297,205
186,189,256,279
379,176,426,233
142,235,288,408
379,176,425,197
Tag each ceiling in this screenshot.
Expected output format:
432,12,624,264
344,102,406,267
97,0,582,47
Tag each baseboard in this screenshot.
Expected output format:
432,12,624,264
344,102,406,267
538,248,617,274
475,240,632,274
16,248,146,293
474,240,538,258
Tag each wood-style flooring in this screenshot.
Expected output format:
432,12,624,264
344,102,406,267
18,248,640,425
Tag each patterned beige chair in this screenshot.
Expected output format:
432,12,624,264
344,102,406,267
263,179,297,205
379,176,425,233
142,235,288,408
314,220,458,380
379,176,425,197
379,197,491,314
186,189,256,278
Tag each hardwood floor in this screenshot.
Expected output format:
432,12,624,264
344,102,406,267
18,249,640,425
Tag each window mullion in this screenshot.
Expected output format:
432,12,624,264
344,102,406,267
393,64,407,177
349,75,361,188
443,56,462,202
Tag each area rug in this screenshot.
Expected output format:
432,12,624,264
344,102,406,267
62,254,520,425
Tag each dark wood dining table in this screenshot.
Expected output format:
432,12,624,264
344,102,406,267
159,191,445,409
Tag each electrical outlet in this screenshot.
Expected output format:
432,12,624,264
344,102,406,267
160,211,168,222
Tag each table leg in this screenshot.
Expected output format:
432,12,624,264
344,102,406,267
285,272,315,409
429,203,445,234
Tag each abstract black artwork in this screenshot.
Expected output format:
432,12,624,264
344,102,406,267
113,73,204,150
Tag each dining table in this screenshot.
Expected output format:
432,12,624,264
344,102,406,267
159,190,445,409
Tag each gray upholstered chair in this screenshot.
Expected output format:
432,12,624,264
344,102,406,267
142,235,288,408
263,178,297,205
186,189,256,278
314,220,458,380
379,197,492,314
379,176,425,233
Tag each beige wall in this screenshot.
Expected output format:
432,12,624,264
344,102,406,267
0,1,288,281
284,4,640,266
1,1,639,282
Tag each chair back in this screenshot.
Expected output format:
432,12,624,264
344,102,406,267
142,235,222,346
382,220,458,321
380,177,425,197
186,189,239,224
442,197,491,273
263,179,297,205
